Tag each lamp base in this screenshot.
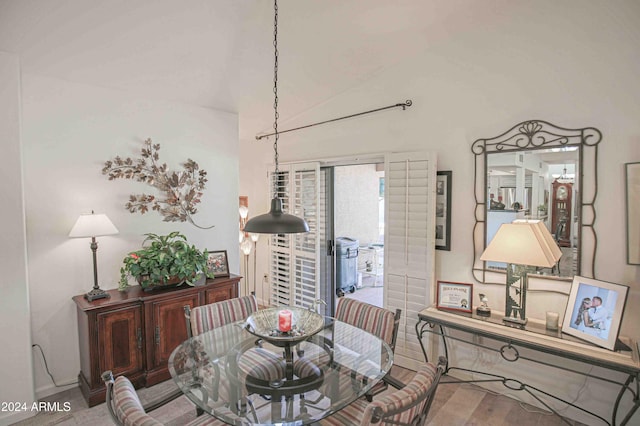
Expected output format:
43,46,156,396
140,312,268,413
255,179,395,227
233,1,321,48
503,316,527,326
85,287,110,301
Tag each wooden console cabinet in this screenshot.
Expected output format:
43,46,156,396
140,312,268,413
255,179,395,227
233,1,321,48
73,275,240,407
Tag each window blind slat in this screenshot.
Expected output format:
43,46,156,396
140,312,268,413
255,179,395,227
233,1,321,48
269,163,320,308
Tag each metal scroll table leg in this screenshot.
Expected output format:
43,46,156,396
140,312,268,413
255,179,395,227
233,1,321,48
613,373,640,426
415,319,448,370
415,319,430,362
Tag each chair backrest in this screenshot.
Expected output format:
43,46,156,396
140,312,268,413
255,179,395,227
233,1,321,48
363,356,446,426
185,294,258,337
335,297,401,350
102,371,162,426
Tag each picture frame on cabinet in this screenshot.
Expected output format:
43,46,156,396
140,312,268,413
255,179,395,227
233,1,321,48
561,275,628,351
207,250,230,277
436,280,472,313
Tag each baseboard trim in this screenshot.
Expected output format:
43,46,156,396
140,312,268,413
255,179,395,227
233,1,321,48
0,408,35,426
35,380,78,400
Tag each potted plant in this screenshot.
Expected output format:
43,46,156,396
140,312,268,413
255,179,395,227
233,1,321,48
119,231,212,291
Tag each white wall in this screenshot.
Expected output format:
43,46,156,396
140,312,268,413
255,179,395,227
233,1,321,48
20,74,239,398
0,52,36,426
240,1,640,424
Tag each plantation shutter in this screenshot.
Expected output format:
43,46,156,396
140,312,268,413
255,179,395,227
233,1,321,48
384,152,437,370
269,162,320,308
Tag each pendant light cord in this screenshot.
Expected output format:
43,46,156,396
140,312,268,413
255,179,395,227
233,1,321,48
242,0,310,234
272,0,280,194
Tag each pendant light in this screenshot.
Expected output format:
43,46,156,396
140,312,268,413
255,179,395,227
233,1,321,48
243,0,309,234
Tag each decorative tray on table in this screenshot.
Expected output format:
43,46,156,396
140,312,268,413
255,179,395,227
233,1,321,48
245,307,325,347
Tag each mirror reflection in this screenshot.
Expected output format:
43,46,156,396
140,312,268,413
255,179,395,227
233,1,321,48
472,120,601,283
486,147,579,277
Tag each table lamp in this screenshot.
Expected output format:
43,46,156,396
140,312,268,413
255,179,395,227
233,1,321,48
480,220,562,325
69,211,119,301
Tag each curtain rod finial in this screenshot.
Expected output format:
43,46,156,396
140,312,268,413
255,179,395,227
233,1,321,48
400,99,413,110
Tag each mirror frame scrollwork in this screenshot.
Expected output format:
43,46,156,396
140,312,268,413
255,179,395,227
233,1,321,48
472,120,602,283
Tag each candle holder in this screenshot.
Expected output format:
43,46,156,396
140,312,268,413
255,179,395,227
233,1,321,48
245,307,324,347
546,311,559,331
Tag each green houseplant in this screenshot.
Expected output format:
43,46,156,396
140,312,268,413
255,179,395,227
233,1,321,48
119,231,212,290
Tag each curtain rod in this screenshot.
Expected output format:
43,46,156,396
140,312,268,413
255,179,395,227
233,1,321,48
255,99,413,140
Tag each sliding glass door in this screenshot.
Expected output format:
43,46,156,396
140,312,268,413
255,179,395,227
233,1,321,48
267,153,437,370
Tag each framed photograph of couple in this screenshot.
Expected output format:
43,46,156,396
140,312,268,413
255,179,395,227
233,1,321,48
436,281,472,313
436,171,452,251
561,275,629,351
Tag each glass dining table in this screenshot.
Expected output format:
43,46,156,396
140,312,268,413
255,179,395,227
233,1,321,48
168,310,393,425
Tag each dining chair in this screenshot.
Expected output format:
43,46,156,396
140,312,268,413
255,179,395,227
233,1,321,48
101,370,225,426
319,356,447,426
334,297,402,400
183,294,289,416
184,294,258,338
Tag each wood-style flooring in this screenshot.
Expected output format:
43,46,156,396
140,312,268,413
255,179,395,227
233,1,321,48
13,364,586,426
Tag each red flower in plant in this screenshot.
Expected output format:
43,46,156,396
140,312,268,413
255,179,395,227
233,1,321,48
130,253,139,260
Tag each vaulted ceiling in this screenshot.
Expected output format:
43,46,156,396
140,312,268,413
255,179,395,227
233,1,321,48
0,0,520,140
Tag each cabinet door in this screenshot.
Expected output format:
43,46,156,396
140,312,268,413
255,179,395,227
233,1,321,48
97,305,143,378
150,294,199,368
205,281,238,304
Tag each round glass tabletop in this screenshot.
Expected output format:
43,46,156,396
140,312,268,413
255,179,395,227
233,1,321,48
168,315,393,425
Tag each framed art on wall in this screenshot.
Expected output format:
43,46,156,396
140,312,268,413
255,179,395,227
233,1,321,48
436,281,472,313
625,162,640,265
561,275,629,351
207,250,230,277
436,171,452,251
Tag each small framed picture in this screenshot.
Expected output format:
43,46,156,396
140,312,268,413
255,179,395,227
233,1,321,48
561,275,629,351
436,171,452,251
436,281,472,313
207,250,230,277
625,162,640,265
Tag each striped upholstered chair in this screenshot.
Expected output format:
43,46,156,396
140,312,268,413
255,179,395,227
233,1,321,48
102,370,225,426
184,294,258,338
319,357,446,426
183,295,287,402
334,297,402,400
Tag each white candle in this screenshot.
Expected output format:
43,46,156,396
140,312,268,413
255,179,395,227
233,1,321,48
546,311,559,330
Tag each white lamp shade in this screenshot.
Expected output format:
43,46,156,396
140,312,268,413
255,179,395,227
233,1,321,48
239,205,249,219
240,238,252,255
480,220,562,268
69,213,119,238
250,232,260,243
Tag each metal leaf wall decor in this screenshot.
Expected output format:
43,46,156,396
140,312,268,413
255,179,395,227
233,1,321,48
102,138,214,229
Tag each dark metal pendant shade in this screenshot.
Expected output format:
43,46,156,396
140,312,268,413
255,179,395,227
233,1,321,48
243,197,309,234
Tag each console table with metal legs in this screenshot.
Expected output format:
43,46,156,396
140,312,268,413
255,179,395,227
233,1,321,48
416,306,640,426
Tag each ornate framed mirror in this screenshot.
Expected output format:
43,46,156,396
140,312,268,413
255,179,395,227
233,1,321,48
472,120,602,283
